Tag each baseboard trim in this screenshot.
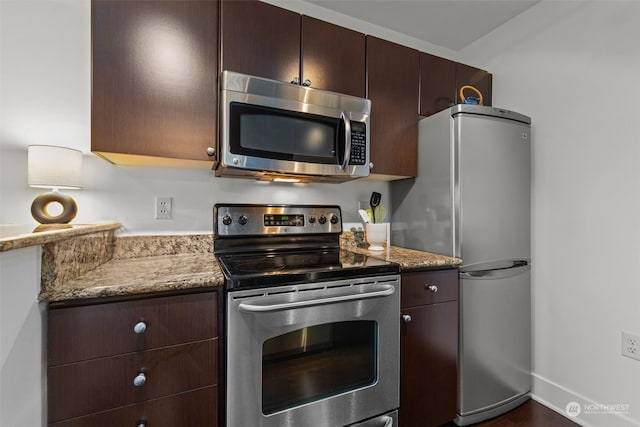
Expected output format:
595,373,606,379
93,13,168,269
532,373,639,427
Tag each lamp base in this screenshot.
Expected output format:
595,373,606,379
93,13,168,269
31,191,78,225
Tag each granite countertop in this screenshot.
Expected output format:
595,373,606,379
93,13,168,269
38,229,461,303
40,234,220,303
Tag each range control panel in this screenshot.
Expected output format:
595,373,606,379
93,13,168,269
214,204,342,237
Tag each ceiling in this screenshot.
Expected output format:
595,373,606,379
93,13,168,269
301,0,541,51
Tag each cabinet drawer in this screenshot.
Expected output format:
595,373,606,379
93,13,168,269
50,385,217,427
401,269,458,308
48,339,217,423
48,292,217,366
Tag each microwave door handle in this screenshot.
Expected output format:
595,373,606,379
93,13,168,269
340,111,351,171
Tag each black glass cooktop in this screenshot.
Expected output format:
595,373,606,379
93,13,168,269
217,248,399,290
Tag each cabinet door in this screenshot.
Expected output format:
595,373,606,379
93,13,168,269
366,36,419,178
401,269,458,307
48,292,217,366
456,63,493,106
49,386,217,427
48,339,217,422
419,52,456,117
220,0,300,84
91,0,218,164
400,301,457,427
301,16,365,98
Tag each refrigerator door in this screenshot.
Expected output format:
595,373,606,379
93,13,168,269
456,268,531,425
454,108,531,263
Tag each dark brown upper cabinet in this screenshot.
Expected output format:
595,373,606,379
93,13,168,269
220,0,365,97
455,62,493,106
220,0,300,85
419,52,493,117
301,16,366,97
419,52,456,117
91,0,218,166
366,36,420,179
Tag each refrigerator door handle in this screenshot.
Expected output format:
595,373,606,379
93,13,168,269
459,259,531,280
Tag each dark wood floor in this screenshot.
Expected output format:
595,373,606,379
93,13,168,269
444,400,580,427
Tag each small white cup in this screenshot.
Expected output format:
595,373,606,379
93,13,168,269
366,223,388,251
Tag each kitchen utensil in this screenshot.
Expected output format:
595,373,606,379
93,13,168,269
358,209,371,223
374,204,387,223
370,192,382,223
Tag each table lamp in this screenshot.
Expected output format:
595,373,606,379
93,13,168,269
28,145,83,229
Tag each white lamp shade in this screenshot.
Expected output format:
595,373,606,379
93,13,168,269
28,145,83,190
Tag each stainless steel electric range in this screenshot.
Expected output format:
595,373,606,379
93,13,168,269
214,204,400,427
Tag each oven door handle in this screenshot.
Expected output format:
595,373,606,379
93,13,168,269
238,284,395,313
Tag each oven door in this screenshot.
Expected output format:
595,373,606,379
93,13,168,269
226,275,400,427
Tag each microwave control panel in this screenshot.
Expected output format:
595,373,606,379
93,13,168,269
349,121,367,165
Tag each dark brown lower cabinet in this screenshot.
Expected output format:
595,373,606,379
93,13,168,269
49,386,217,427
400,270,458,427
47,291,218,426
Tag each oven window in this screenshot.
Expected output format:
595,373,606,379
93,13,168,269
261,321,377,415
229,102,342,164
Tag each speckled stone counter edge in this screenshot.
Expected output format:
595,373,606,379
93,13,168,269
0,221,122,252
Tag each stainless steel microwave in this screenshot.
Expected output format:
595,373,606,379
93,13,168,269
217,71,371,183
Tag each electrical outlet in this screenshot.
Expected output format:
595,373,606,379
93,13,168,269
622,331,640,361
155,196,172,220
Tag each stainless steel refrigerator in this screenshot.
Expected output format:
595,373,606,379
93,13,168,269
391,104,532,426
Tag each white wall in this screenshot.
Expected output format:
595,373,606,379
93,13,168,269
0,0,396,234
0,247,45,427
461,2,640,426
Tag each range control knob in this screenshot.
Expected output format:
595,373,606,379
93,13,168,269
318,215,327,225
309,216,316,224
330,214,339,225
222,215,232,226
238,215,248,226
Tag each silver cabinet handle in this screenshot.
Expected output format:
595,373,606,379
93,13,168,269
426,284,438,293
369,162,374,169
402,314,412,323
291,76,300,84
302,79,311,86
206,147,215,156
340,111,352,171
133,372,146,387
133,321,147,334
138,423,146,427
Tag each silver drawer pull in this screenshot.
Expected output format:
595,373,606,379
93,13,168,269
402,314,412,323
138,423,146,427
133,372,146,387
426,284,438,293
133,321,147,334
